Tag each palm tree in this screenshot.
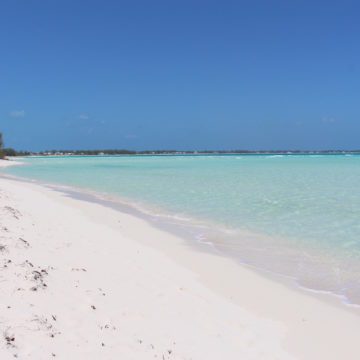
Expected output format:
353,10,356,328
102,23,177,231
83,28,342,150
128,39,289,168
0,132,4,159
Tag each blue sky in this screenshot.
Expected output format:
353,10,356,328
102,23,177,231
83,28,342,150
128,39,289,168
1,0,359,151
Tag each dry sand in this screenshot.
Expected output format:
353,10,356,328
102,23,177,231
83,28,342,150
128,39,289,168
0,160,359,359
0,159,23,168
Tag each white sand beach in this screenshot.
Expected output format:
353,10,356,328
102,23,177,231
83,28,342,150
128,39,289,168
0,161,360,359
0,159,23,168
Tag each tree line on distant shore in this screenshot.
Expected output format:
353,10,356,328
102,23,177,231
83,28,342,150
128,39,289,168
3,148,360,156
0,133,29,158
1,132,360,157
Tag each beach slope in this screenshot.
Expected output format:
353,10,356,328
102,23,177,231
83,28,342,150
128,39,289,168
0,171,359,359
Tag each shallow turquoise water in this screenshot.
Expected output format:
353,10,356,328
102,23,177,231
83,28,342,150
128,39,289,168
4,154,360,304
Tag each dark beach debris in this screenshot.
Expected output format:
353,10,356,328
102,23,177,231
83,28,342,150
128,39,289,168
142,341,176,358
31,315,61,338
32,270,42,281
5,336,15,345
71,267,87,272
49,329,61,338
99,324,117,331
28,268,49,291
91,305,96,310
98,288,106,296
52,315,57,321
1,259,12,269
4,330,15,347
18,237,30,247
29,282,47,291
4,206,21,219
0,244,7,252
101,342,105,347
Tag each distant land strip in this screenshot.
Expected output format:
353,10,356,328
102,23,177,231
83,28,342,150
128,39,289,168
2,148,360,157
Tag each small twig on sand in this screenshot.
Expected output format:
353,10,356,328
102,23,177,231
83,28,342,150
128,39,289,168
19,238,30,247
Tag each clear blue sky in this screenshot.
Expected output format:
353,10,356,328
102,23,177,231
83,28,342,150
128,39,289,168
1,0,359,151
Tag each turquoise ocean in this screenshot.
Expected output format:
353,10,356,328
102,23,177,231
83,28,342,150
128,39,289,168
3,154,360,305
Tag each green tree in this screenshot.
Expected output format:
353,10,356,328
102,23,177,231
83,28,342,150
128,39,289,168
0,132,4,159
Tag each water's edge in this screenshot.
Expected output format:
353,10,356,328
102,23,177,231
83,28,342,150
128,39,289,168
2,172,359,314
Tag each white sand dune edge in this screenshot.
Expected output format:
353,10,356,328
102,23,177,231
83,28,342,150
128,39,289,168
0,175,359,359
0,159,24,167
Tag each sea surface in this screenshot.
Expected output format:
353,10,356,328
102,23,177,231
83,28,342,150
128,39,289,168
4,154,360,305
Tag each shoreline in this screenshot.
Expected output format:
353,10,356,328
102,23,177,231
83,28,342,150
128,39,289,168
3,169,360,312
1,164,360,358
0,158,24,167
